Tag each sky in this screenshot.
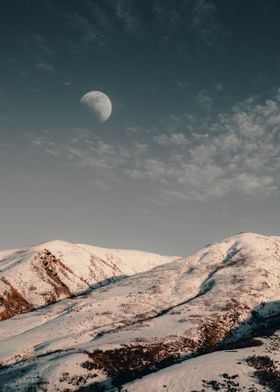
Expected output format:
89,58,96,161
1,0,280,255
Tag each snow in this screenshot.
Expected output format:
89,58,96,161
0,239,178,314
124,341,268,392
0,232,280,391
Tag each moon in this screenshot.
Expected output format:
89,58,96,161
80,91,112,123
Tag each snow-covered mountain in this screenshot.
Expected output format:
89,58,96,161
0,240,178,320
1,232,280,391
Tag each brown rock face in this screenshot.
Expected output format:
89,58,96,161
0,249,75,321
0,277,32,320
34,249,73,299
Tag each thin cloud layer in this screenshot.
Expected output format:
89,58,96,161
44,0,224,53
32,90,280,202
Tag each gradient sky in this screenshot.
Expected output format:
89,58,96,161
1,0,280,255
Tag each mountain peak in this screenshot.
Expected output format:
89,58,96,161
0,240,178,321
1,233,280,391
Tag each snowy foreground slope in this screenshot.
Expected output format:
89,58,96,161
1,233,280,391
0,240,177,320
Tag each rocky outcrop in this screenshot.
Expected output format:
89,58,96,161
0,277,32,320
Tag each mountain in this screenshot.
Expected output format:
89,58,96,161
0,232,280,391
0,240,178,320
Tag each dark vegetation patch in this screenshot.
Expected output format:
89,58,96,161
59,371,98,387
78,299,260,389
265,333,280,353
77,382,111,391
224,301,280,345
191,373,260,391
246,355,280,391
198,299,250,352
83,337,197,385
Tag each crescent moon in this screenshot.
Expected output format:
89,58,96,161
80,91,112,123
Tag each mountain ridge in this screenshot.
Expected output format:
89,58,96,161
0,240,178,321
1,232,280,391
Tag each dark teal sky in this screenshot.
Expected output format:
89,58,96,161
1,0,280,254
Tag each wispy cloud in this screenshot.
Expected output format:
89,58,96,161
32,34,55,57
65,13,108,50
153,0,225,49
215,82,223,91
42,0,225,55
30,89,280,202
190,0,223,47
176,80,190,89
8,33,55,87
36,62,55,73
116,0,143,35
196,90,215,113
154,132,189,146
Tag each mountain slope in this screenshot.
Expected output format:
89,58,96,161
124,333,280,392
0,240,178,320
0,232,280,391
